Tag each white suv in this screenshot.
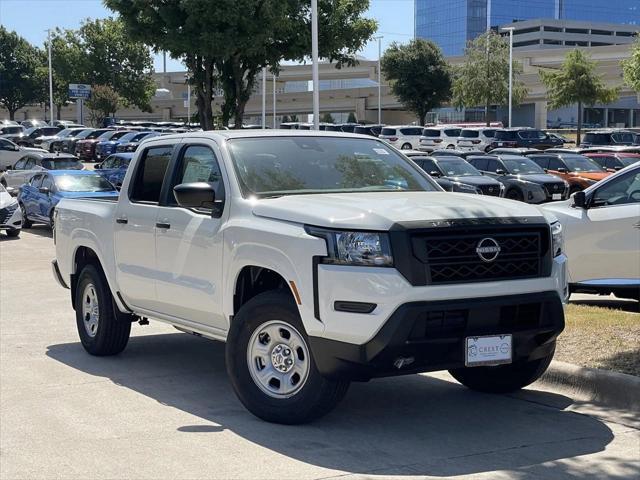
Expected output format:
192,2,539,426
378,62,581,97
378,126,424,150
418,126,462,152
457,127,496,152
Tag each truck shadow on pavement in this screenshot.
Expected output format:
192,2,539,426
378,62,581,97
47,332,624,478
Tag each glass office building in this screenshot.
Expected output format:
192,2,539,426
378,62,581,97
415,0,640,56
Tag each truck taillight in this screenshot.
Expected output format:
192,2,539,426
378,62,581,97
472,140,481,144
434,139,443,143
389,137,398,142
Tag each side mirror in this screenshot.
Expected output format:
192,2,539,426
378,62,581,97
557,167,568,173
173,182,216,210
39,187,50,194
572,190,587,209
429,170,442,178
496,169,506,175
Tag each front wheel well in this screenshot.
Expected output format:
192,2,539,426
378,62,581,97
233,266,294,316
71,247,102,309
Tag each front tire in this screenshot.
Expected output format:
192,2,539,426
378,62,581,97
401,143,412,150
449,345,555,393
19,203,32,228
75,264,131,356
5,229,20,237
506,188,524,202
226,291,350,424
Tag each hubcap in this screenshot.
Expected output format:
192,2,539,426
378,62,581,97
81,283,100,338
247,321,310,398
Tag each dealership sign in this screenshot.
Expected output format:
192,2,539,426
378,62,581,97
68,84,91,99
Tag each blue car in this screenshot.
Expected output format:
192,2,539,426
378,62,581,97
95,152,133,188
18,170,118,229
94,131,152,160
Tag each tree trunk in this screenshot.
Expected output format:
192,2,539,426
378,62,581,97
8,109,16,121
55,104,63,121
418,112,426,126
576,101,582,146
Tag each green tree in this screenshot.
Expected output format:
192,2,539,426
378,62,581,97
381,39,451,126
281,115,291,123
452,31,527,126
106,0,377,129
540,49,619,145
290,114,300,122
622,37,640,93
48,29,84,119
86,85,120,127
320,112,335,123
0,27,45,120
346,112,357,123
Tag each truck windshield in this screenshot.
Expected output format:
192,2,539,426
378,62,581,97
55,174,116,192
228,137,439,198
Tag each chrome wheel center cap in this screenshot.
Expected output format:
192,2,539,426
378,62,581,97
271,343,294,373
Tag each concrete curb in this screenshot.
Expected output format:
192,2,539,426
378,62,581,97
540,361,640,412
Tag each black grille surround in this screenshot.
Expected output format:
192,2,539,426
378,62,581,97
0,204,17,225
389,217,552,286
543,182,566,198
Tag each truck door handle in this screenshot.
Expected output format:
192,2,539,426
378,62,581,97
156,222,170,229
115,217,128,224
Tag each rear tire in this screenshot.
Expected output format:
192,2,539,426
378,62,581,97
75,264,131,356
5,229,20,237
449,345,555,393
226,291,350,424
401,143,412,150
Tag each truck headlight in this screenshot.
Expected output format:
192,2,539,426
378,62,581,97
306,227,393,267
551,221,563,257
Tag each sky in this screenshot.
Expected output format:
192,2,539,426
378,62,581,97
0,0,415,72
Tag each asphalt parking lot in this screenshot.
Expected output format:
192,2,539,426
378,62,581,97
1,227,639,480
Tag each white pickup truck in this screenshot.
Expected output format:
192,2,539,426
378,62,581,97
53,131,567,424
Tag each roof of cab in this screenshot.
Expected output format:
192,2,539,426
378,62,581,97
140,129,378,143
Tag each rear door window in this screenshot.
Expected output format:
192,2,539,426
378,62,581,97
30,174,43,187
25,158,36,169
530,156,549,169
460,130,479,138
14,158,27,170
130,146,173,203
380,128,397,136
443,128,461,137
486,159,501,172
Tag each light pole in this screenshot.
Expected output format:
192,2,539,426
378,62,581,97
311,0,320,130
502,26,515,128
373,35,383,125
262,67,267,129
46,29,54,123
184,73,191,125
273,73,277,128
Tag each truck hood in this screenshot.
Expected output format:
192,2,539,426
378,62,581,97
512,173,564,184
252,192,546,230
445,175,501,187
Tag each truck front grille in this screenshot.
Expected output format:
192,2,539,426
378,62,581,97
389,218,552,286
543,182,565,197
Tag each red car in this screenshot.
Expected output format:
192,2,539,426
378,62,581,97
583,152,640,172
75,129,128,162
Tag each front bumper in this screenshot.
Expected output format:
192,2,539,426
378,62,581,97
308,291,564,381
0,203,22,231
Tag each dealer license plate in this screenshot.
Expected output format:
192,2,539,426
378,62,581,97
552,193,562,200
465,335,512,367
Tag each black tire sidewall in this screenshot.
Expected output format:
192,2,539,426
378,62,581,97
507,189,524,201
226,292,347,424
75,264,130,355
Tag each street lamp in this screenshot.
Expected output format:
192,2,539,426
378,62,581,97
184,72,191,124
373,35,383,125
502,26,515,128
311,0,320,130
273,72,277,128
262,67,267,129
46,29,54,124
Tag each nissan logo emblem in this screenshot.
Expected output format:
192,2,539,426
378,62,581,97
476,238,501,262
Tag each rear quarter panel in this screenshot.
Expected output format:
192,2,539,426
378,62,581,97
55,198,119,295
